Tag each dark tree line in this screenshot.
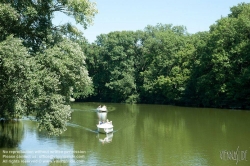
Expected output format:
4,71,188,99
83,3,250,109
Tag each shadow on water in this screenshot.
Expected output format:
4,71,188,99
0,120,24,148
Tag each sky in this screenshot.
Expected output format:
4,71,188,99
53,0,249,43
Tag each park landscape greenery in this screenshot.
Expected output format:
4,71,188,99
0,0,97,135
85,2,250,108
0,1,250,135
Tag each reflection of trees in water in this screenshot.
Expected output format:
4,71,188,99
46,103,140,164
0,120,24,148
61,103,139,163
134,105,191,165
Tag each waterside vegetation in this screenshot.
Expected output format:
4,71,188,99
84,3,250,109
0,1,250,135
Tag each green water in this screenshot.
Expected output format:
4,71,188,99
1,102,250,166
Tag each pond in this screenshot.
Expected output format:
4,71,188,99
0,102,250,166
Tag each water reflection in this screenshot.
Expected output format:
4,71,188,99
97,111,107,122
0,103,249,166
0,120,26,166
97,133,113,144
96,107,114,144
0,120,24,148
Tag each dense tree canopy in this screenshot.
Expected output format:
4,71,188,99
188,2,250,108
0,0,97,52
0,1,96,135
85,31,141,103
83,3,250,109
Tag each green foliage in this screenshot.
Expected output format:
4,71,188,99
0,0,97,52
140,24,191,103
0,3,19,40
84,3,250,109
2,2,250,138
0,36,31,119
0,36,92,135
84,25,192,104
88,31,139,103
62,0,98,29
185,3,250,108
0,1,95,135
37,39,93,99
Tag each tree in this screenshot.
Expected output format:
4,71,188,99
0,3,19,41
0,0,97,52
0,1,96,135
140,24,191,104
182,31,211,106
83,3,250,109
186,3,250,108
0,36,32,119
0,36,93,135
88,31,139,103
